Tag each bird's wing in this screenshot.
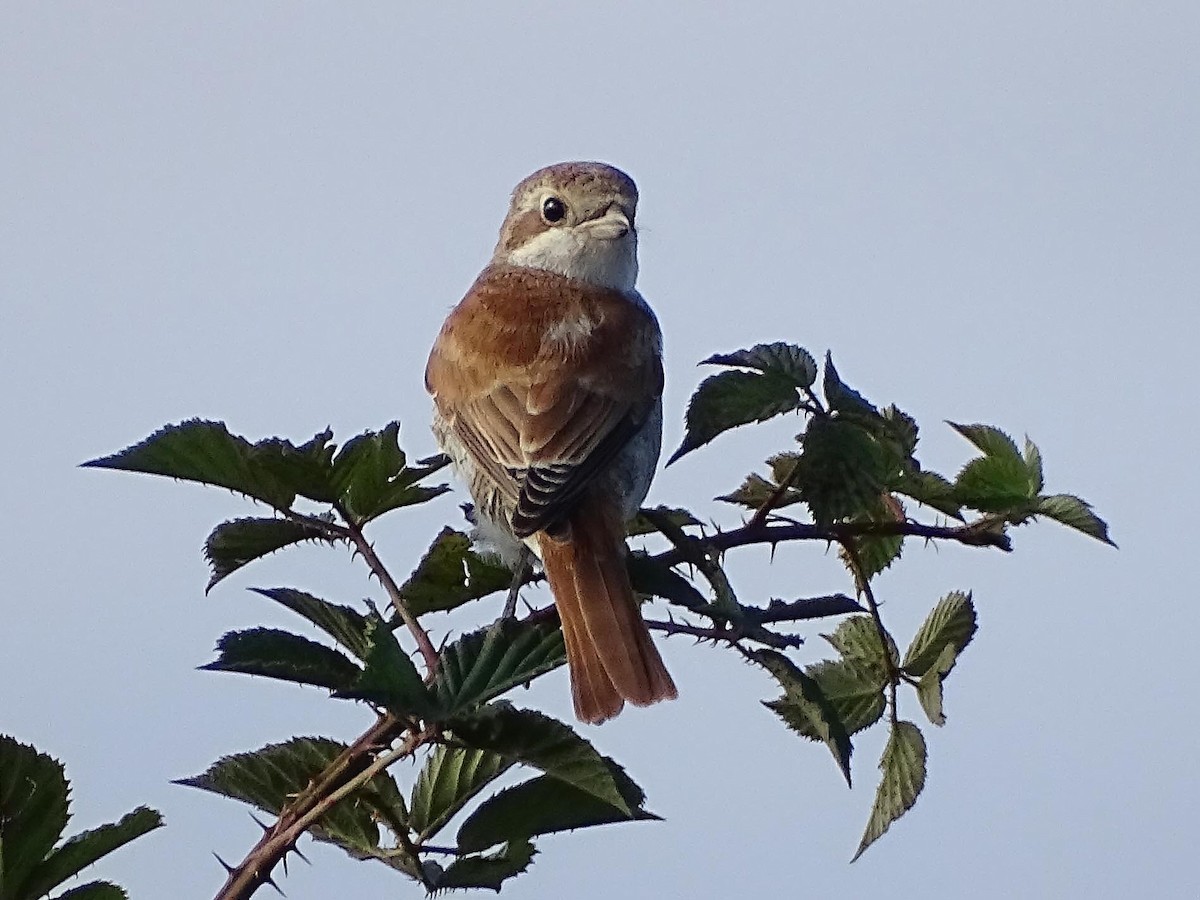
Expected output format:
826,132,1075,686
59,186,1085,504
425,268,661,536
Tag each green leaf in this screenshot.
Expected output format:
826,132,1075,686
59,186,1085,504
1036,494,1117,546
0,735,70,892
50,882,127,900
250,587,372,661
401,528,514,617
716,472,785,509
703,342,818,388
852,721,927,861
427,839,536,892
822,353,878,418
330,422,450,523
457,763,656,854
433,620,566,717
200,628,361,691
754,650,853,786
409,746,514,842
336,617,434,717
667,370,802,465
915,643,958,727
1024,437,1045,493
839,495,906,582
176,737,400,855
81,420,332,510
203,517,333,592
947,422,1021,461
880,405,919,457
894,469,962,519
625,506,702,537
953,455,1037,513
22,808,163,899
766,659,886,741
795,417,886,524
824,616,899,679
626,555,708,612
447,704,635,814
902,591,978,676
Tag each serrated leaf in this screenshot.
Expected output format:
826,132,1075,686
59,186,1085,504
457,763,656,854
667,370,802,465
839,495,905,582
250,587,372,661
902,591,978,676
824,616,899,679
625,506,702,537
1024,437,1044,493
715,473,783,509
795,417,886,524
203,517,333,592
82,420,335,510
176,737,399,854
953,455,1037,513
823,353,878,418
428,839,536,892
766,658,886,742
409,746,513,841
402,528,514,616
703,342,818,388
754,650,853,786
915,643,959,727
336,618,434,717
894,469,962,519
330,422,450,523
880,405,919,456
432,620,566,717
852,721,927,861
200,628,362,691
22,808,163,899
1036,494,1116,546
626,555,708,612
446,704,634,814
947,422,1021,461
50,882,127,900
0,735,70,891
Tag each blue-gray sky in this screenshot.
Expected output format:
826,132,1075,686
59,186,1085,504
3,4,1195,898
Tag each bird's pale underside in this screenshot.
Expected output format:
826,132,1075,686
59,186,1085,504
425,162,677,724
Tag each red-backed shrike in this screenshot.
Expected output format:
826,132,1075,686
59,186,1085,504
425,162,677,724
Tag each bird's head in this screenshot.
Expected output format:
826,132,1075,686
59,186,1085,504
493,161,639,291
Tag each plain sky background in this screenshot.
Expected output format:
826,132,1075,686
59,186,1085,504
3,3,1196,898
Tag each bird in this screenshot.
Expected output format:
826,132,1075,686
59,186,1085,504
425,161,678,724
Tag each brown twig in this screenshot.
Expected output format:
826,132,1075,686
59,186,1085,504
213,713,409,900
334,502,439,673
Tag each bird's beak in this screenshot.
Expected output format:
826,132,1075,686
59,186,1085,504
584,207,633,241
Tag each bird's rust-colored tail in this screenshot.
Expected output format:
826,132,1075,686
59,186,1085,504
537,494,677,724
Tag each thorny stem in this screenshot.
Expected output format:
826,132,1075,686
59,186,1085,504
213,713,408,900
839,540,902,723
747,456,805,530
334,501,439,674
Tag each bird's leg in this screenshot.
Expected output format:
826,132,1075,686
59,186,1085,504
503,547,534,619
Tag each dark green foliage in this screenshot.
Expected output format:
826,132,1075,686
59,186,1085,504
402,528,515,616
336,617,434,717
204,516,333,591
82,338,1116,886
432,620,566,717
0,736,162,900
201,628,362,691
177,737,405,857
250,587,372,661
410,747,514,842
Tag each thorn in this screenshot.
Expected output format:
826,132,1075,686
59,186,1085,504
249,812,272,833
213,852,235,874
291,843,311,866
263,871,286,896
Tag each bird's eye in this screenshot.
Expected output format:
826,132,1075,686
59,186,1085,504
541,196,567,223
